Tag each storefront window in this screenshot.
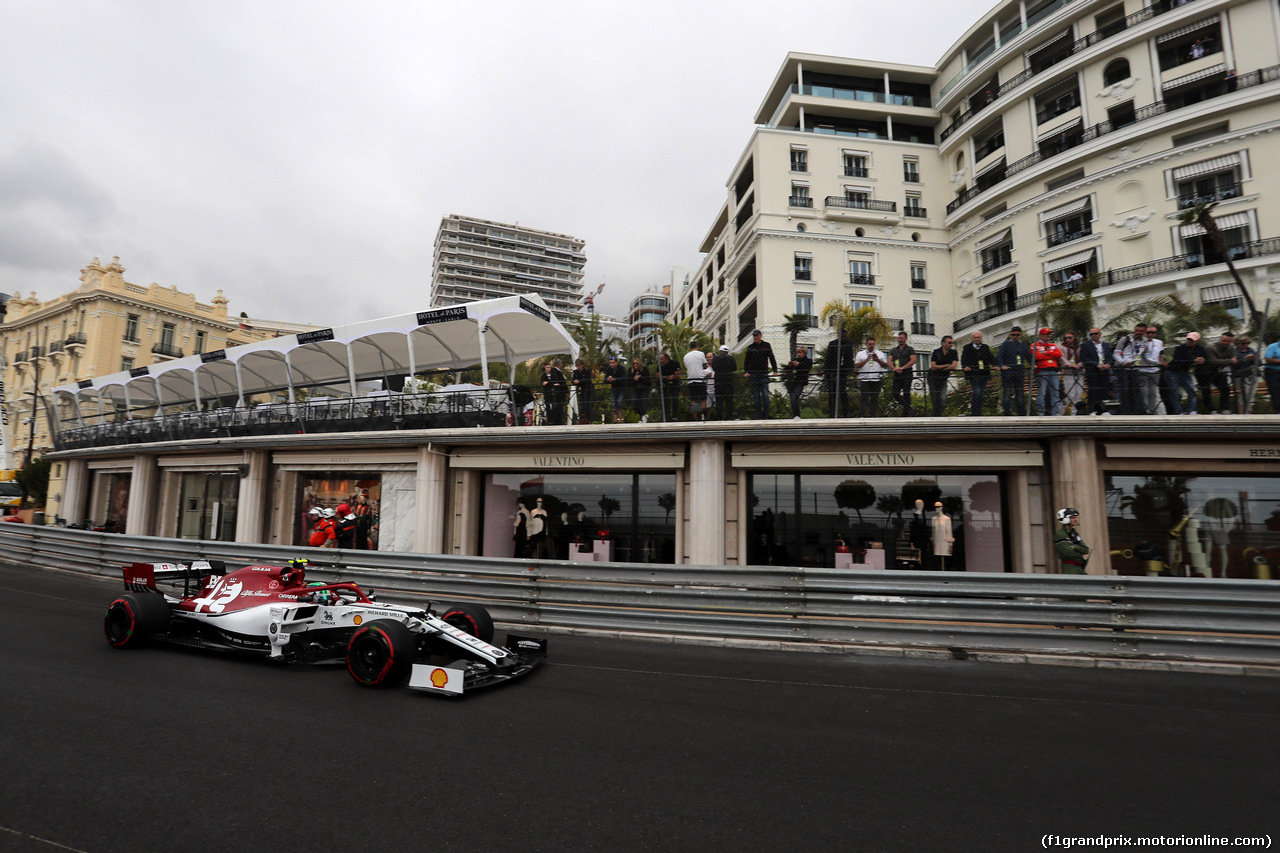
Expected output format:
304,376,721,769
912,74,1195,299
1105,474,1280,579
296,474,382,549
177,472,239,541
747,473,1006,571
103,473,130,532
482,473,676,564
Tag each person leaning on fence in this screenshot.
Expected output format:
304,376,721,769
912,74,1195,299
962,331,995,416
1080,328,1114,415
683,342,710,421
573,358,596,424
1059,331,1084,415
783,346,812,418
1202,332,1237,414
604,355,628,423
630,356,651,418
542,359,568,425
1032,327,1063,415
743,329,778,419
1053,507,1090,574
854,337,889,418
1113,324,1145,413
658,352,681,421
712,345,738,420
928,335,958,416
1233,336,1258,414
888,331,917,417
823,328,855,418
997,327,1031,415
1165,331,1206,414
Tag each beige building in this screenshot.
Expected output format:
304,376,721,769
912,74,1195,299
1,257,299,466
674,0,1280,351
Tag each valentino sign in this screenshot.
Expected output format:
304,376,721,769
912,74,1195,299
530,455,586,467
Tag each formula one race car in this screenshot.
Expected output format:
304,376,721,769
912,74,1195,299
103,558,546,696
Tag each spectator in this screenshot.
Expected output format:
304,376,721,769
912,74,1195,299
997,327,1031,415
1080,328,1114,415
603,355,628,423
783,346,812,418
1032,327,1063,415
658,352,681,422
334,503,357,549
1064,268,1085,291
1059,331,1084,415
573,358,596,424
854,337,889,418
1117,324,1161,414
961,331,995,416
928,336,958,416
1165,331,1206,415
888,331,918,417
1113,324,1147,414
1202,332,1237,414
711,345,738,420
630,356,651,419
542,359,568,425
683,342,709,421
1266,337,1280,412
1234,336,1258,414
823,328,855,418
743,330,778,419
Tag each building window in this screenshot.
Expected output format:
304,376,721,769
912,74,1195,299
194,331,206,354
1183,218,1251,268
121,357,134,372
843,152,868,178
904,194,925,217
1043,200,1094,247
790,147,808,173
1103,58,1130,87
903,158,920,183
911,302,933,335
980,239,1014,273
795,293,814,317
160,323,176,348
794,255,812,281
847,254,875,286
849,297,875,313
790,183,812,207
910,264,927,289
123,314,139,343
1175,162,1242,210
1200,284,1244,321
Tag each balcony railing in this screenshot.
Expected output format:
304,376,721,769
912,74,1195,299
848,273,877,286
885,318,906,332
788,83,930,108
48,341,65,355
1177,183,1243,209
911,322,936,336
904,207,928,218
1046,224,1093,247
911,278,928,289
939,0,1202,141
981,252,1013,274
844,166,870,178
151,342,185,359
904,171,921,183
1035,95,1081,125
65,332,86,347
825,197,898,213
955,236,1280,330
974,135,1006,161
946,62,1280,215
28,346,45,359
789,196,813,208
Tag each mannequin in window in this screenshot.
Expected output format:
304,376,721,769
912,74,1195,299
932,501,954,570
529,497,553,559
513,499,532,557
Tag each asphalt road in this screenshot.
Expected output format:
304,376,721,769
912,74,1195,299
1,562,1277,853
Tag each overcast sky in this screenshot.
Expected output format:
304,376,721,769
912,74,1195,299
1,0,994,326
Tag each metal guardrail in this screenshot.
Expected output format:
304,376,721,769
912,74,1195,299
4,525,1279,663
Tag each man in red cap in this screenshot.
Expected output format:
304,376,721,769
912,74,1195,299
1032,327,1063,415
334,503,358,549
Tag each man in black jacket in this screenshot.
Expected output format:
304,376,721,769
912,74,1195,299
743,330,778,419
823,329,855,418
783,346,812,418
888,331,917,417
961,331,995,416
1079,328,1114,415
711,345,738,420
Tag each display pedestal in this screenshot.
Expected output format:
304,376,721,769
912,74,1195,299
569,546,594,563
835,552,854,569
593,540,614,562
850,550,886,570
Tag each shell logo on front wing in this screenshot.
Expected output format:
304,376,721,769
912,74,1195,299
430,668,450,689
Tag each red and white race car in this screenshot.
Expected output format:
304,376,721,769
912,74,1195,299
103,558,546,695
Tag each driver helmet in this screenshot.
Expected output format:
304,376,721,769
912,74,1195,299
1056,507,1080,524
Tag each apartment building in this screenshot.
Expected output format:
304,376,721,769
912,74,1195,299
675,0,1280,348
431,215,586,325
0,257,292,463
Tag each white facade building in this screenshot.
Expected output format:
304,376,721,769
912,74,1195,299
675,0,1280,350
431,215,587,325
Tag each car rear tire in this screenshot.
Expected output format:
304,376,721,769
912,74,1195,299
440,603,494,643
104,593,170,648
346,619,416,687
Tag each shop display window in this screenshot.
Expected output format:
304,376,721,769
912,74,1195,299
747,473,1007,571
1105,474,1280,580
297,474,382,549
177,472,239,541
482,473,676,564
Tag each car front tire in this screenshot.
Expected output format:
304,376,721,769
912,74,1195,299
439,603,495,643
346,619,416,687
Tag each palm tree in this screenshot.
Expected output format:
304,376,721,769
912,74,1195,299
1038,274,1098,336
817,301,891,347
1176,201,1262,330
656,317,713,358
570,313,616,371
782,312,814,357
1104,294,1237,341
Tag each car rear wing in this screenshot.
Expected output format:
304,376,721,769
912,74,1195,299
124,560,226,594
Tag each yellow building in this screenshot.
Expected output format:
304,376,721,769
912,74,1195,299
1,257,299,467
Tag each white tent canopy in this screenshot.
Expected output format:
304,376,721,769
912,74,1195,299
52,294,577,423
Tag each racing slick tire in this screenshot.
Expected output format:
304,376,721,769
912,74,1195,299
346,619,417,687
439,603,495,643
104,592,171,648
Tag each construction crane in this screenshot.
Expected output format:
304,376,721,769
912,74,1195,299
582,281,605,314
